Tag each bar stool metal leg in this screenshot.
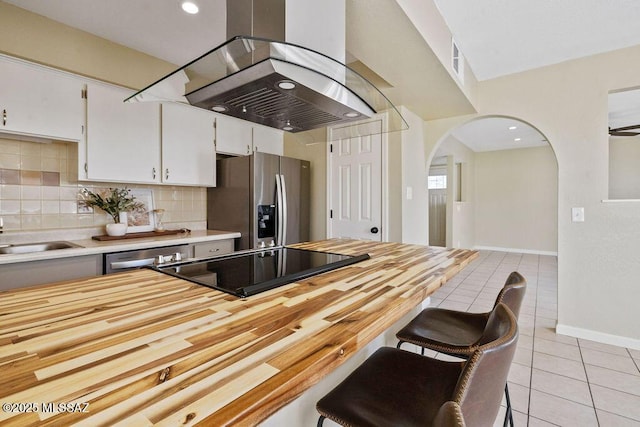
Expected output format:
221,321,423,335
503,383,514,427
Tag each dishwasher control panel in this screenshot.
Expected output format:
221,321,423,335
103,244,189,274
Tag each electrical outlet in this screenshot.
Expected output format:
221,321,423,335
571,207,585,222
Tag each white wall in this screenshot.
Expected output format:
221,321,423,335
432,134,476,249
609,137,640,199
0,2,175,90
285,0,345,62
394,0,478,106
421,46,640,348
400,107,429,244
474,146,558,253
477,46,640,348
395,0,640,348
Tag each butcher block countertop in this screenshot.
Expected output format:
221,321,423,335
0,239,478,426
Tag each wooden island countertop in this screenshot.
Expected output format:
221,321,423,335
0,239,477,426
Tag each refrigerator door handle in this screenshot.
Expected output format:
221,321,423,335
276,174,284,246
281,173,288,245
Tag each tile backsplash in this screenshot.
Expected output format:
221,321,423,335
0,137,207,233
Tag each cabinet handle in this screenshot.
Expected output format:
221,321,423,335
2,109,6,126
165,168,169,180
152,167,157,179
247,144,251,154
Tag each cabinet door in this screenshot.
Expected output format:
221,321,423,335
162,103,216,186
192,239,234,258
0,59,83,141
214,114,253,156
0,255,102,291
252,125,284,155
85,83,160,183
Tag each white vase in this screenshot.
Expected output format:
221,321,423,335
106,222,127,236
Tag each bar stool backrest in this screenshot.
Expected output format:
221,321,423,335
494,271,527,319
432,401,466,427
452,303,519,427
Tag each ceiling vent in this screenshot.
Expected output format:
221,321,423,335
452,39,465,82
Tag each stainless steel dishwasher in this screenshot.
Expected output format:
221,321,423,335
103,244,190,274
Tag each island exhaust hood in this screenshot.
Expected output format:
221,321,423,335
126,1,407,141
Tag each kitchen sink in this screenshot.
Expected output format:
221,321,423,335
0,241,82,255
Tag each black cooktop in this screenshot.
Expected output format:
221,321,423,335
155,247,370,297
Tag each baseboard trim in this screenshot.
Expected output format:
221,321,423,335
556,323,640,351
473,246,558,256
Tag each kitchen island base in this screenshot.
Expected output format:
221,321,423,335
259,299,430,426
0,239,476,426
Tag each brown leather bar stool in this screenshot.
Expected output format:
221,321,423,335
396,271,526,427
316,302,519,426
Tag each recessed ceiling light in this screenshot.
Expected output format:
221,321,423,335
344,112,360,118
277,81,296,90
514,137,521,141
181,1,199,14
211,105,227,112
508,126,517,130
282,121,294,131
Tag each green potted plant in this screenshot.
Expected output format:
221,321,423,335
80,187,144,236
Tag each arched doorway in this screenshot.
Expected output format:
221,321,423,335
427,116,558,254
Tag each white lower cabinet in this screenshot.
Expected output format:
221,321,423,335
84,83,161,184
162,103,216,186
191,239,235,258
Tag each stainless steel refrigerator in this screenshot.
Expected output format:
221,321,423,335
207,152,310,250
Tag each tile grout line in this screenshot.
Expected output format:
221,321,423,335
628,348,640,374
576,329,601,426
526,254,601,425
524,254,538,427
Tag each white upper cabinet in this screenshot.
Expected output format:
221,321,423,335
84,83,161,184
0,58,83,141
161,103,215,186
214,113,283,156
252,125,284,156
214,114,253,156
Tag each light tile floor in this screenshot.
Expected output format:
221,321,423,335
425,250,640,426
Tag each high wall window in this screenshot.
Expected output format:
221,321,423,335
428,175,447,189
451,39,465,83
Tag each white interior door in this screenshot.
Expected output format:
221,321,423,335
328,122,382,241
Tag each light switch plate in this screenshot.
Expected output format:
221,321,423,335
572,207,585,222
406,186,413,200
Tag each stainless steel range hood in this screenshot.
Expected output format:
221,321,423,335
126,5,407,142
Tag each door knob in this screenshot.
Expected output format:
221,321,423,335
370,227,379,234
